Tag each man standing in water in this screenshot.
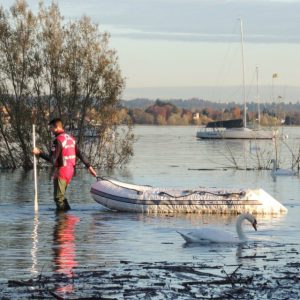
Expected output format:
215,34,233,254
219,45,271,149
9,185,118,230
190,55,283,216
33,118,97,211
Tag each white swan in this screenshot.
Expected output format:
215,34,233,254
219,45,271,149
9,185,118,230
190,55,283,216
271,159,296,176
177,213,257,244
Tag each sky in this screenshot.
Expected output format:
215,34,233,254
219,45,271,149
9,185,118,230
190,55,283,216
2,0,300,102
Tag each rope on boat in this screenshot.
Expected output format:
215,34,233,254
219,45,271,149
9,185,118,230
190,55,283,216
158,190,246,199
96,176,246,198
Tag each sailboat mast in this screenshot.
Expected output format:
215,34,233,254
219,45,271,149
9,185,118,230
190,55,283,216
256,66,261,127
239,18,247,128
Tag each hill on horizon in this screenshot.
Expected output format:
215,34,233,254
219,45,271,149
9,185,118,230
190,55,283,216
122,85,300,104
121,98,300,113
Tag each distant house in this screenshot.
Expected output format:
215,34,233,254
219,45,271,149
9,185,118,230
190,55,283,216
192,112,200,120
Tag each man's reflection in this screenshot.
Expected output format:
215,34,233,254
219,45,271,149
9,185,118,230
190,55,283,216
53,213,79,294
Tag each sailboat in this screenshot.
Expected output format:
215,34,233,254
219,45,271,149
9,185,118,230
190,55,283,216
197,19,277,140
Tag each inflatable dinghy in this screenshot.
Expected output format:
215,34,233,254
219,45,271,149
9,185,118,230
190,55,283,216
90,178,287,214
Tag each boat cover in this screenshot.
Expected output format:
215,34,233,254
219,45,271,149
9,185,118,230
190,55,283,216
206,119,243,128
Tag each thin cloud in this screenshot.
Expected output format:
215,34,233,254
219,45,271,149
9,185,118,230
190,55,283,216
1,0,299,43
111,29,300,44
72,0,300,44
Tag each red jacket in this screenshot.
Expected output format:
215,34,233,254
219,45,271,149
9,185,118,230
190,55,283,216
40,130,91,184
55,133,76,168
53,131,76,184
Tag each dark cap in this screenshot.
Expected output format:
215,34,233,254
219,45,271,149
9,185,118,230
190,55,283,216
48,118,63,127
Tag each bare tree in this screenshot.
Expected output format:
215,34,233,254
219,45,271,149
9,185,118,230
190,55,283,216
0,0,134,170
0,0,38,168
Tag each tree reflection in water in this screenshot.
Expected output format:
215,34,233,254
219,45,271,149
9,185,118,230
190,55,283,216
53,213,79,294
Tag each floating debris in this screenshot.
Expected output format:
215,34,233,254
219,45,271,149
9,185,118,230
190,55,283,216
2,251,300,300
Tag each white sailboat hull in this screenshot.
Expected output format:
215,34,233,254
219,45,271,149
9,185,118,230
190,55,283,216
197,127,276,139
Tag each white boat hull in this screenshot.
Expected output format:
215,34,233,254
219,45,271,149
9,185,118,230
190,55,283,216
196,127,276,139
90,178,287,214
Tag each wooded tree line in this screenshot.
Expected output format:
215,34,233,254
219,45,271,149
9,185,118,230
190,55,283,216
0,0,134,169
117,99,299,126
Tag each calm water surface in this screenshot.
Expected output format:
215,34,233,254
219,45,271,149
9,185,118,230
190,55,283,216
0,126,299,283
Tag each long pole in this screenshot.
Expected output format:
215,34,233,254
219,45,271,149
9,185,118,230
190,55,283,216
239,18,247,128
33,124,38,211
